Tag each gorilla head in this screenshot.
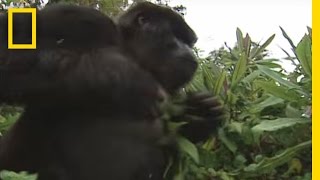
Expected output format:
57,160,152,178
118,2,198,93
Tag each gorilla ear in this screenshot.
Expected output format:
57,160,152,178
117,2,153,28
137,13,151,26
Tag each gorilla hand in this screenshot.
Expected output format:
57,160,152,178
172,92,225,143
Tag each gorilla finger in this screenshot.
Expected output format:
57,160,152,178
183,104,224,117
209,105,225,113
182,114,206,122
186,92,212,102
200,97,221,107
188,91,212,98
205,114,226,122
206,110,225,119
185,96,220,108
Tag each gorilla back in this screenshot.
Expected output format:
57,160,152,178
0,4,117,49
0,2,198,180
0,4,121,104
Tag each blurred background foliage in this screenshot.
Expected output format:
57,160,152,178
0,0,312,179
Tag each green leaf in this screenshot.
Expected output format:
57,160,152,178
0,113,20,132
218,128,237,153
243,141,311,176
227,90,238,105
202,64,216,92
228,121,243,134
236,28,244,52
251,34,275,59
255,80,302,102
172,161,185,180
213,70,227,95
210,62,224,76
295,34,312,77
256,59,282,69
255,58,279,63
285,103,302,118
252,118,310,132
250,96,284,113
307,26,312,38
280,26,297,52
231,53,247,89
257,65,303,93
243,34,251,56
242,70,260,84
177,136,199,163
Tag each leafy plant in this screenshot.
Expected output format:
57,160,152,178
169,27,312,180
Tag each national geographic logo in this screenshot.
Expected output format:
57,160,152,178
7,8,36,49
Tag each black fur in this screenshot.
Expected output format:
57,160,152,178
0,2,199,180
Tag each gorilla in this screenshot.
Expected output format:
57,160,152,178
0,2,223,180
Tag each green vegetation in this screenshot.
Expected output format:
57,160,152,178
166,27,312,180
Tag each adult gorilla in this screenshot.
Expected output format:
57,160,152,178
0,2,223,180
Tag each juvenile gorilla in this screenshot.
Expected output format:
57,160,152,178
0,2,223,180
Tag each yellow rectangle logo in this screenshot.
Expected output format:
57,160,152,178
8,8,36,49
